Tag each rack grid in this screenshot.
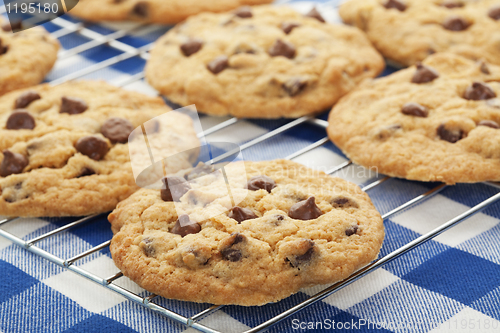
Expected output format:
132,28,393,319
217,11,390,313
1,5,500,333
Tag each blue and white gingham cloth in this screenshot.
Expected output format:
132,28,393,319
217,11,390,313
1,1,500,332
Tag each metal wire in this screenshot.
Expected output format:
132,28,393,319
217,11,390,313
0,11,499,333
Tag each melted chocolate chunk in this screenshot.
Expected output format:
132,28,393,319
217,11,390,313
288,196,323,220
442,16,470,31
141,237,155,257
228,206,257,223
6,111,36,130
488,5,500,20
0,40,8,55
132,1,149,17
281,22,300,34
60,97,88,115
77,167,96,178
441,1,464,9
101,117,134,143
161,176,191,202
207,55,229,74
478,120,500,129
15,91,41,109
170,215,201,237
376,124,401,140
412,63,439,84
463,82,496,100
75,136,109,160
401,102,429,117
331,196,359,209
246,175,276,193
288,240,315,268
268,39,296,59
221,248,241,262
383,0,407,11
0,151,28,177
305,7,325,22
180,39,203,57
437,124,465,143
345,225,359,236
234,6,252,18
185,163,215,181
283,78,307,97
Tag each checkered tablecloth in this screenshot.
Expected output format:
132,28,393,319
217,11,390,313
1,0,500,332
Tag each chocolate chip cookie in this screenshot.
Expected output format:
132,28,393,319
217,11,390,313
145,5,385,118
0,80,200,217
70,0,273,24
108,159,384,305
0,18,59,95
328,53,500,184
339,0,500,66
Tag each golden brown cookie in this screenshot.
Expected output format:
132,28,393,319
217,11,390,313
70,0,274,24
145,5,385,118
339,0,500,66
328,53,500,185
108,160,384,305
0,81,200,217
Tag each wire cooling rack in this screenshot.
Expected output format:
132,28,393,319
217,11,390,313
1,4,500,333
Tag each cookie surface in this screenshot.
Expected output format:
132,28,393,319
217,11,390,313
328,53,500,185
0,18,59,95
0,81,200,217
108,159,384,306
70,0,273,24
339,0,500,67
145,5,385,118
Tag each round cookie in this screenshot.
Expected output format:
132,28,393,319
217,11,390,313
328,53,500,185
339,0,500,67
0,81,200,217
108,159,384,306
0,18,59,95
145,5,385,118
70,0,274,24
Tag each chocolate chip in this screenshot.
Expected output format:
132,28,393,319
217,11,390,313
289,196,323,220
488,5,500,20
281,22,300,34
75,136,109,161
141,237,155,257
283,78,307,97
234,6,252,18
383,0,407,11
101,118,134,143
132,1,149,17
207,56,229,74
479,61,490,75
268,39,296,59
437,124,465,143
170,215,201,237
331,196,359,209
6,111,36,130
478,120,500,129
246,175,276,193
77,167,95,178
180,39,203,57
60,97,88,115
376,124,401,140
412,63,439,83
161,176,191,202
0,40,8,55
345,225,359,236
1,22,11,32
442,16,470,31
305,7,325,22
288,240,315,268
185,162,215,181
15,91,41,109
221,248,241,262
0,151,28,177
228,206,257,223
401,102,429,117
441,2,464,9
464,82,496,100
